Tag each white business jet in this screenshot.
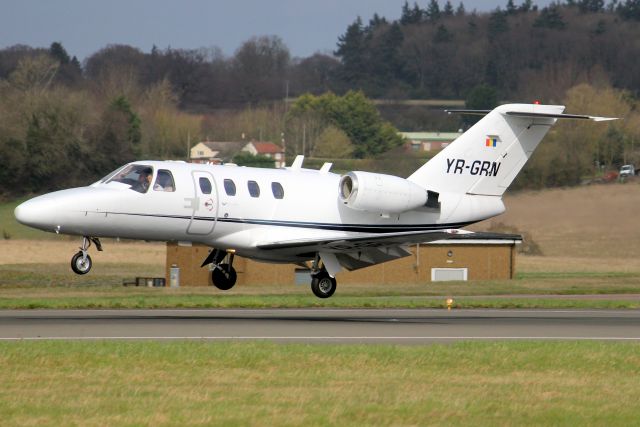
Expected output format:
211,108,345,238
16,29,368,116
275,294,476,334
14,103,615,298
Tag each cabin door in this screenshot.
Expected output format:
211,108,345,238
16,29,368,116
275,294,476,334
185,170,218,235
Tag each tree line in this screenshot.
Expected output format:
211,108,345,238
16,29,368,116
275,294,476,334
0,43,401,196
2,1,640,110
336,0,640,101
2,0,640,197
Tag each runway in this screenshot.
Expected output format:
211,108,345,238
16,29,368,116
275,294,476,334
1,308,640,343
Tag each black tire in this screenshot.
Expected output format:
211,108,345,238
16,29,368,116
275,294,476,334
71,251,92,275
211,264,237,290
311,272,337,298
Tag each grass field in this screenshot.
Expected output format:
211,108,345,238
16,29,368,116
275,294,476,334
2,186,639,425
1,341,639,426
1,243,640,308
475,182,640,258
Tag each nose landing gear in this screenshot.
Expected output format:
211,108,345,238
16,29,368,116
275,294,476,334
71,237,102,275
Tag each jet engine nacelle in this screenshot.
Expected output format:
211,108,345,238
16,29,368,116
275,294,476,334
339,171,428,214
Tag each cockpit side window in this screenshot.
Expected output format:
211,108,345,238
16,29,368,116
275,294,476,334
105,164,154,193
153,170,175,192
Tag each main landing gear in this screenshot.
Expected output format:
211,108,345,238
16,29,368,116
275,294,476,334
203,249,237,291
311,269,337,299
71,236,102,275
309,254,337,299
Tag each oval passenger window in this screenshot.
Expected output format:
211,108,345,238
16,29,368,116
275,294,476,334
224,179,236,196
199,177,212,194
248,180,260,197
271,182,284,199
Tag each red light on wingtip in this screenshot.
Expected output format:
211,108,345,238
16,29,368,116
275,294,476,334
533,100,541,105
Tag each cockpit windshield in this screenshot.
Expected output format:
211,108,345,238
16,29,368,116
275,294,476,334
103,164,154,193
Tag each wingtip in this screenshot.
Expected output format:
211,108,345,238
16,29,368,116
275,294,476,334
591,116,619,122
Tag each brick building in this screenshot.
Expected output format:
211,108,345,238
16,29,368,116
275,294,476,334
165,234,522,287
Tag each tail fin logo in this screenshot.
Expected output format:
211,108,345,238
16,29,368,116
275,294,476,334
485,136,499,147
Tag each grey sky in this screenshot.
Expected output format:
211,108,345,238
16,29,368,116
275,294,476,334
1,0,553,61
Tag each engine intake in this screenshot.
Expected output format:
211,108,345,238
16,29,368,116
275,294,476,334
339,171,430,214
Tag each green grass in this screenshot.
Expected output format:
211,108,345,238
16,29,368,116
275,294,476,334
0,340,639,426
2,262,640,309
1,293,640,310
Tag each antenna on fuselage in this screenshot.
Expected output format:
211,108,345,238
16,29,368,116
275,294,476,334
289,155,304,171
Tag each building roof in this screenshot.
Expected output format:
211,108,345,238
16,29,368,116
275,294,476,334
429,232,522,245
199,141,245,159
400,132,462,141
250,141,283,154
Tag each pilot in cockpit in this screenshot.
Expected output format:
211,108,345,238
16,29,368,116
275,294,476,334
132,168,153,193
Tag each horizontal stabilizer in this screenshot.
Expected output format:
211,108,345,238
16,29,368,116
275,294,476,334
446,109,618,122
445,109,491,115
504,111,618,122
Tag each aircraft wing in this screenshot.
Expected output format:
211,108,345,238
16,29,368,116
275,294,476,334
257,229,468,252
256,229,474,272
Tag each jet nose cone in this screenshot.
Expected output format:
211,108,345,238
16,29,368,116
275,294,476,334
14,196,58,231
14,200,34,226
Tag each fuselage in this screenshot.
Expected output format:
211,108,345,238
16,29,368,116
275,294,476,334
14,160,505,262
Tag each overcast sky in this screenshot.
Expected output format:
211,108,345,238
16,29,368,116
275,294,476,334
1,0,554,61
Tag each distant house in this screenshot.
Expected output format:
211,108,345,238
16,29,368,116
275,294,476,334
189,140,285,168
400,131,463,152
190,141,244,164
242,141,286,168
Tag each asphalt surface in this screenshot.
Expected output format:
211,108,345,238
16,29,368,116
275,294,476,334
1,309,640,344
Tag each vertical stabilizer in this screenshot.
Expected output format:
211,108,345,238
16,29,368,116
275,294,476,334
407,104,565,197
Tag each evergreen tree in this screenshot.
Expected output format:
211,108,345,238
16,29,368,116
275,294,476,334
70,56,81,70
617,0,640,20
426,0,441,21
467,14,478,34
465,84,498,125
488,8,509,40
578,0,605,12
456,2,466,15
111,96,141,149
411,2,424,23
434,24,453,42
25,112,70,191
400,1,423,24
443,1,455,16
49,42,70,64
534,4,567,29
594,19,606,34
369,13,388,29
369,22,405,92
401,0,412,24
506,0,518,14
335,17,367,85
519,0,533,12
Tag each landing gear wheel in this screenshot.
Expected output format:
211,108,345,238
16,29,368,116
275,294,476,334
71,251,92,275
211,263,237,290
311,272,337,299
